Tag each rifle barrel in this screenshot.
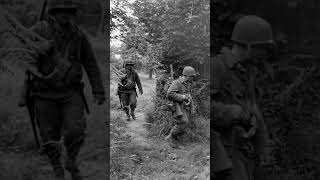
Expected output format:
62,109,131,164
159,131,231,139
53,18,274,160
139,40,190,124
38,0,48,21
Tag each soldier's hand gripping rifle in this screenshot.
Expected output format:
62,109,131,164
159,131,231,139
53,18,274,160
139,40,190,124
184,83,193,107
239,63,258,139
231,62,259,140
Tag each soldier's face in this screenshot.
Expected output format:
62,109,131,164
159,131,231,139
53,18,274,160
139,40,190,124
184,76,194,83
125,65,134,71
232,43,268,64
250,46,268,60
232,43,249,60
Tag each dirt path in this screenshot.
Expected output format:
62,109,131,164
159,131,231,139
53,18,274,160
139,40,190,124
126,111,151,149
115,73,210,179
124,74,155,150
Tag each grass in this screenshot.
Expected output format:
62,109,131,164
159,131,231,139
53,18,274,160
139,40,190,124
110,72,210,179
109,81,136,179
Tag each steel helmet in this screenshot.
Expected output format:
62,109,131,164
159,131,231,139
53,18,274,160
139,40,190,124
231,15,274,45
182,66,196,76
124,60,135,65
47,0,79,14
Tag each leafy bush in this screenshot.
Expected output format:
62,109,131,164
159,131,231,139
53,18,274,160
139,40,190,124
145,74,209,141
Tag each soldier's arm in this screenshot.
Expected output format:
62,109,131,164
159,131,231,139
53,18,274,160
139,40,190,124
119,68,127,80
80,34,105,96
166,80,185,102
18,22,47,74
211,55,246,129
135,72,143,92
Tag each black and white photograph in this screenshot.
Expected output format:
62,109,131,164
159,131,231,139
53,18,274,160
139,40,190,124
110,0,210,179
0,0,108,179
212,0,320,179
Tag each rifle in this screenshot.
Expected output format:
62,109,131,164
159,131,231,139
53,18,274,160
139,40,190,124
170,64,174,79
25,71,41,148
38,0,48,21
79,82,90,114
23,0,48,149
230,63,258,140
119,95,123,108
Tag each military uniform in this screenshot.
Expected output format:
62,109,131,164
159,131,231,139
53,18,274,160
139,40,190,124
212,15,273,180
25,1,105,179
211,47,269,180
165,66,195,148
117,66,143,120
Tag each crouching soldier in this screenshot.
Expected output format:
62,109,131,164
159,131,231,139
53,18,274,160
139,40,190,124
165,66,196,148
211,15,272,180
117,60,143,121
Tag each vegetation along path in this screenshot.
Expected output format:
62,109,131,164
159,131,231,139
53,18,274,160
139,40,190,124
111,73,210,179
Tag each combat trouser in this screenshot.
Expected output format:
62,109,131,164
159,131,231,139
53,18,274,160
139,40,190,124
119,90,137,120
33,91,86,179
166,104,191,148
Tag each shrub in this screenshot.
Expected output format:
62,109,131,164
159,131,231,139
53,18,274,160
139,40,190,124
145,74,209,141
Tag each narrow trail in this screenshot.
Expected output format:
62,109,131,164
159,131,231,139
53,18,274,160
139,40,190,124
115,73,210,179
124,73,155,150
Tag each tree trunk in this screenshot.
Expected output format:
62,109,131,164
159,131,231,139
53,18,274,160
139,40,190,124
149,68,153,79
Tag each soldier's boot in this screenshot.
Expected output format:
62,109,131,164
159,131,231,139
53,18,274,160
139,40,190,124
165,131,180,149
130,104,136,120
43,142,65,180
130,109,136,120
64,135,84,180
124,106,130,121
166,124,185,148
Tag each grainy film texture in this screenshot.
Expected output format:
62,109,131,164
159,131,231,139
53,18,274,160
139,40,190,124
110,0,210,179
0,0,108,179
212,0,320,179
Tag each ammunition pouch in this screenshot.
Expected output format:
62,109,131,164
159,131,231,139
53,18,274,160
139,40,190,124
34,60,83,90
63,61,83,86
35,41,83,89
123,79,135,89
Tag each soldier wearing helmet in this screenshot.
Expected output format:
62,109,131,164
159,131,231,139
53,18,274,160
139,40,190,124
212,15,272,180
165,66,196,148
117,59,143,121
24,0,105,179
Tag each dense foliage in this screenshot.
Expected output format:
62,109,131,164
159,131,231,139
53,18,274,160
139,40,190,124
111,0,209,75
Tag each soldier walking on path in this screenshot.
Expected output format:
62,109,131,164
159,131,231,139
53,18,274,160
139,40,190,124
19,0,106,179
117,60,143,121
211,15,273,180
165,66,196,148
